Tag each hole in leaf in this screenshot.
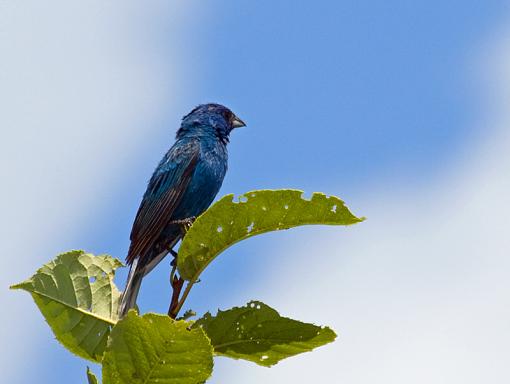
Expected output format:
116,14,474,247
284,205,289,209
260,355,269,361
101,272,107,278
239,196,248,203
217,226,223,233
89,276,96,283
301,191,313,201
261,206,267,211
331,204,337,213
247,222,254,233
250,302,256,308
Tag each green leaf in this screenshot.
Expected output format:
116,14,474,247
194,301,337,367
177,189,364,281
10,250,123,362
102,312,213,384
87,367,99,384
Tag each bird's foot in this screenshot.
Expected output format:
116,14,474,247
170,216,196,232
168,249,178,267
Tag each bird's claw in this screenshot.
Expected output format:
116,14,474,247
170,216,196,232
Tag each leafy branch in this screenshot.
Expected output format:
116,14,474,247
11,189,363,383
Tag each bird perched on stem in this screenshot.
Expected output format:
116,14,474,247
119,103,245,318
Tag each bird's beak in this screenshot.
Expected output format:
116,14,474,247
232,115,246,128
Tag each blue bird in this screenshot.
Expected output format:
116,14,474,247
119,103,245,317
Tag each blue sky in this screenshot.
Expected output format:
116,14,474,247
2,1,510,383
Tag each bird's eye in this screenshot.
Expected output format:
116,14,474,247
223,110,233,122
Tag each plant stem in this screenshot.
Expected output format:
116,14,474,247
170,280,195,319
168,273,184,318
168,220,197,319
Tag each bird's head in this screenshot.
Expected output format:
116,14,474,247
177,103,246,143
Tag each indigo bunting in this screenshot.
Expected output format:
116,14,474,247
119,103,245,317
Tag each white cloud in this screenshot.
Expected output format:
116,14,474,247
211,20,510,384
0,1,197,381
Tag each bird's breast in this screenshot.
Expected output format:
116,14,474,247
173,141,227,219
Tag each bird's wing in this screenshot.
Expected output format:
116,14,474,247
126,140,200,265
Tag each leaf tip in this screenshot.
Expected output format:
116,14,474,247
86,366,99,384
9,280,31,291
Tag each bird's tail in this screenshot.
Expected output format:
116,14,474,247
118,258,144,318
